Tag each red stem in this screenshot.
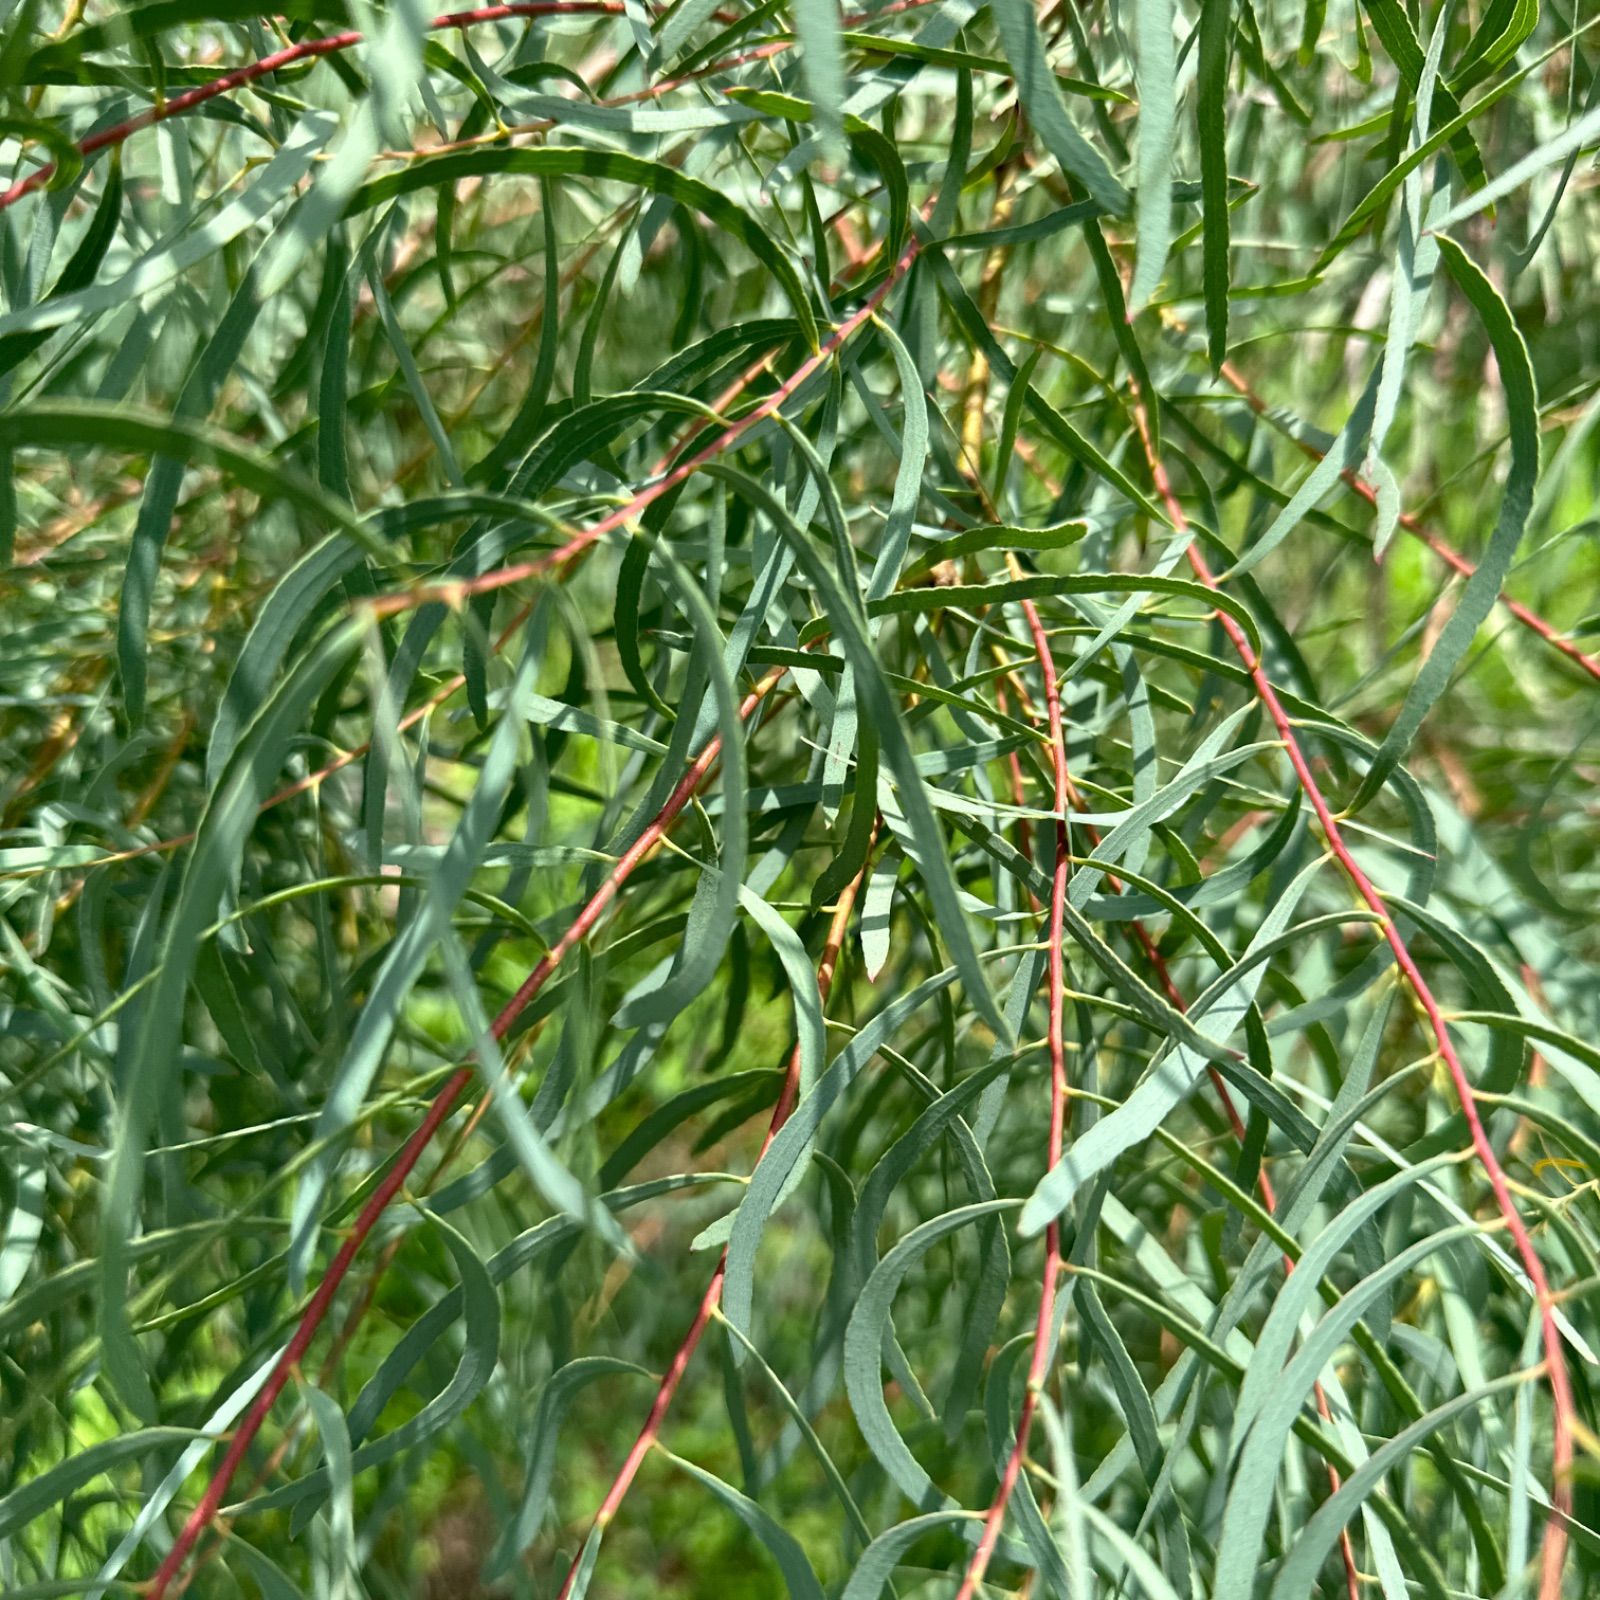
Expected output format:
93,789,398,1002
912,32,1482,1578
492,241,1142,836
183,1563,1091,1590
372,226,927,617
1214,359,1600,688
141,251,870,1588
612,3,940,107
993,610,1366,1596
114,213,916,1591
1129,386,1575,1599
296,219,921,1593
0,4,626,212
144,665,785,1600
2,0,941,217
954,590,1069,1600
30,200,913,887
13,10,1424,1592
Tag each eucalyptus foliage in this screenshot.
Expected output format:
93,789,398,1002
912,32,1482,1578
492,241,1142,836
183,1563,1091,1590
2,2,1600,1598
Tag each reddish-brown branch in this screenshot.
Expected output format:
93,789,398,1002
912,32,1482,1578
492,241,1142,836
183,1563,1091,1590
370,0,940,175
82,216,915,1591
1009,362,1570,1582
18,214,919,898
0,4,627,212
615,0,938,106
553,843,873,1599
145,664,786,1600
196,1080,502,1566
371,225,926,618
947,262,1317,1588
1210,355,1600,688
954,585,1069,1600
963,567,1344,1598
169,249,912,1547
1128,384,1575,1599
3,0,942,218
0,52,933,922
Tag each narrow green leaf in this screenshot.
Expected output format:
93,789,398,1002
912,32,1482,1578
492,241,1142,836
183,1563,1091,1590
0,112,334,341
1198,0,1232,368
660,1448,827,1600
350,147,818,352
1130,0,1176,311
1353,236,1538,808
988,0,1130,215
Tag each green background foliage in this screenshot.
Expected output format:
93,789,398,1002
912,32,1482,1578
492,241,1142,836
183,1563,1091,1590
2,1,1599,1597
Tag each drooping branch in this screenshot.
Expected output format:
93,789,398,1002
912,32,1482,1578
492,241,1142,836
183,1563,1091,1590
1128,381,1576,1600
144,664,786,1600
1202,340,1600,687
372,227,926,617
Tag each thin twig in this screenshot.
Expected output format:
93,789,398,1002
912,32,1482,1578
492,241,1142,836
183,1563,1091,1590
0,4,628,212
1195,330,1600,688
953,584,1069,1600
371,227,926,617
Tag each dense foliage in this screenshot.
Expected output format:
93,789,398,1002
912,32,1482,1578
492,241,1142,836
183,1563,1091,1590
3,2,1600,1597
